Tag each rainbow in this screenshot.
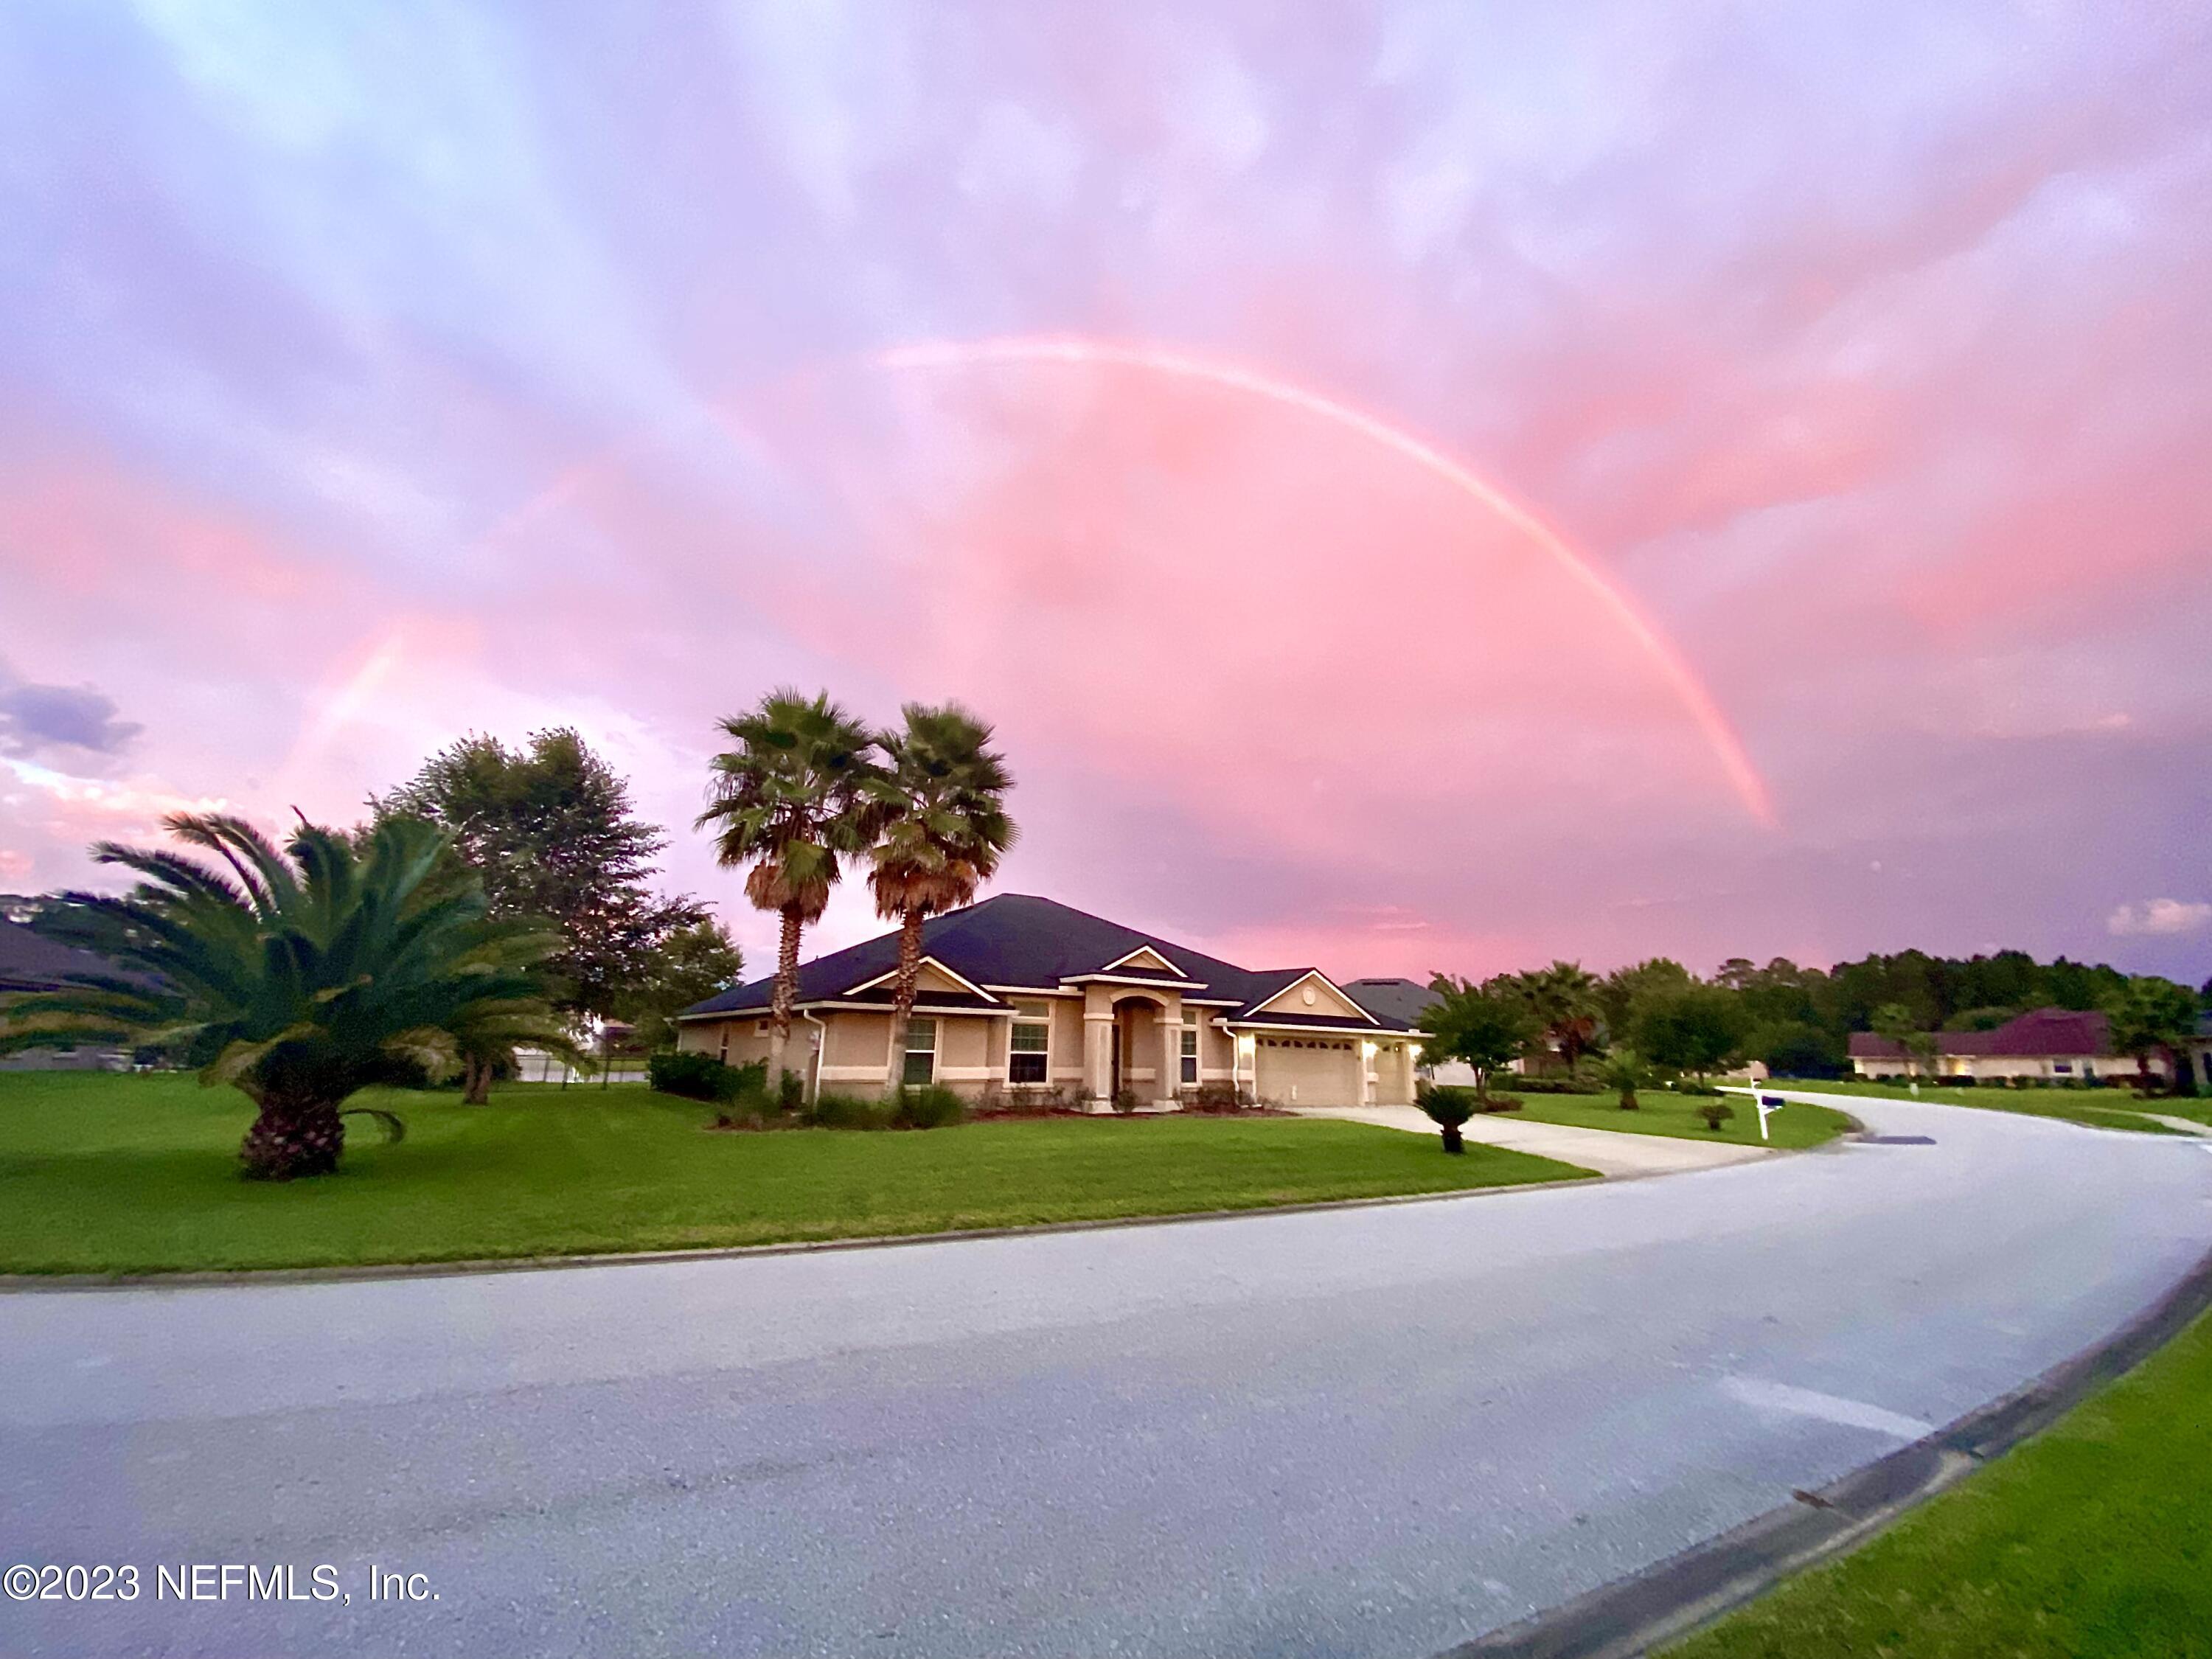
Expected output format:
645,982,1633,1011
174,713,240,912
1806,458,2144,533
872,336,1776,827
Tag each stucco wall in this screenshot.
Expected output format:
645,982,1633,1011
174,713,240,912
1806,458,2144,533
1851,1053,2168,1081
1253,975,1364,1021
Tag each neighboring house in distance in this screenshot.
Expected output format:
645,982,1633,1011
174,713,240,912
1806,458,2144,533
2188,1015,2212,1094
1848,1006,2168,1083
0,915,128,1071
676,894,1430,1109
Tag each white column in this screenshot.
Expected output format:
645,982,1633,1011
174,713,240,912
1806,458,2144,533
1157,995,1184,1107
1084,1012,1114,1110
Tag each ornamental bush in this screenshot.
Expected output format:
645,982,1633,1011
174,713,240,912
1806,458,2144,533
647,1051,765,1105
891,1085,966,1130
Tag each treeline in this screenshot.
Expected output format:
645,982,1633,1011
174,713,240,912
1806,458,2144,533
1425,949,2207,1085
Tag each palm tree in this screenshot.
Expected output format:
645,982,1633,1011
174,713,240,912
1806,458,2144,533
0,813,575,1179
1520,961,1604,1073
1599,1046,1646,1110
866,703,1016,1082
698,689,883,1091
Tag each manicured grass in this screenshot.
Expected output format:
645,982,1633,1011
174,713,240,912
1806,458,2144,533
0,1072,1591,1275
1509,1091,1854,1150
1666,1303,2212,1659
1768,1077,2185,1135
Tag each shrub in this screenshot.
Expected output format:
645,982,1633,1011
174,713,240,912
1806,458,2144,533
1671,1079,1723,1097
891,1084,966,1130
1415,1082,1476,1153
776,1068,808,1113
977,1082,1073,1116
648,1051,764,1105
1498,1076,1607,1096
1110,1087,1143,1115
1183,1080,1253,1113
1479,1093,1523,1112
1697,1100,1736,1132
808,1091,893,1131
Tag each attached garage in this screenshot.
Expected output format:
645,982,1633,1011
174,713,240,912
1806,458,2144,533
1253,1034,1363,1106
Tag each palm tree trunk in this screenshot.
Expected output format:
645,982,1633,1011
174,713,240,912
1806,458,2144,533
240,1091,346,1180
887,905,924,1093
768,904,804,1093
463,1055,493,1105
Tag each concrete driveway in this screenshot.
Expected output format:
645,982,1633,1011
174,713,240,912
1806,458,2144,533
1293,1102,1774,1177
4,1096,2208,1658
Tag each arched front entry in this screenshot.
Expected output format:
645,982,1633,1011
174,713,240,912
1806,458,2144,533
1107,993,1175,1105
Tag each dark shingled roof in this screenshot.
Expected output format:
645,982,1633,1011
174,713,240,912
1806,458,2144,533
0,917,118,993
1340,976,1439,1029
1848,1006,2114,1060
683,894,1425,1032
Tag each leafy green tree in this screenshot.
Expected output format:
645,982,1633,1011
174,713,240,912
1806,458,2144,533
377,728,703,1021
1749,1019,1846,1079
698,689,883,1090
1868,1001,1935,1077
617,918,745,1051
866,703,1016,1083
1598,957,1694,1040
1422,975,1535,1098
1632,985,1747,1083
0,814,574,1179
2104,977,2199,1091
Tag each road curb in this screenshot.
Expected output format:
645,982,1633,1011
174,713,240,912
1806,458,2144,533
1441,1242,2212,1659
0,1165,1611,1293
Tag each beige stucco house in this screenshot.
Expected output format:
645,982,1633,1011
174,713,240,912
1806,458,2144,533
675,894,1427,1109
1848,1006,2169,1083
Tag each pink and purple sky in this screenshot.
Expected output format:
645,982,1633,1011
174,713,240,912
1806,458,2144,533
1,1,2208,984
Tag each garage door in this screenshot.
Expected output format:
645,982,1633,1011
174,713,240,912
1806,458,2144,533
1253,1035,1362,1106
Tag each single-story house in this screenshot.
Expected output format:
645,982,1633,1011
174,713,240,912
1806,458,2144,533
1848,1006,2168,1083
677,894,1429,1109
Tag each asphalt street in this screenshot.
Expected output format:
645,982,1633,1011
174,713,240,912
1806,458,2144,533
4,1094,2209,1658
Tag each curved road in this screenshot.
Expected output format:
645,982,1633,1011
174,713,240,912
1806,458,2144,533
4,1094,2209,1658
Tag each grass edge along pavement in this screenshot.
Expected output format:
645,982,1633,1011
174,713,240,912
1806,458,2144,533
1505,1091,1854,1150
1455,1246,2212,1659
1757,1076,2197,1135
0,1073,1592,1276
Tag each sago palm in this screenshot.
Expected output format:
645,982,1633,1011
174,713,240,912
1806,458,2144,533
698,689,882,1090
0,813,574,1179
866,703,1016,1080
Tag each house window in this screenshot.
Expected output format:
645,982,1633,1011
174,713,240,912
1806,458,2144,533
1009,1002,1049,1085
902,1018,937,1085
717,1028,729,1063
2052,1060,2073,1074
1180,1024,1198,1085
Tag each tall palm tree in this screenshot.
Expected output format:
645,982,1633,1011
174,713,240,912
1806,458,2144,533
0,813,575,1179
697,689,883,1091
866,703,1017,1082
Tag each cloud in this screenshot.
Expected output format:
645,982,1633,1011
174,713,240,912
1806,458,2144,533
2107,899,2212,938
0,661,142,764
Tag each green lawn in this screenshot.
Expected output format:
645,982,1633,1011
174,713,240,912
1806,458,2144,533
0,1072,1590,1275
1764,1077,2188,1135
1510,1091,1854,1150
1666,1303,2212,1659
